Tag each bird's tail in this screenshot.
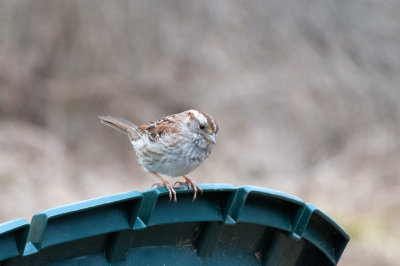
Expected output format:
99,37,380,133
98,115,137,135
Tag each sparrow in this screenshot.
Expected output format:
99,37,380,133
98,110,218,202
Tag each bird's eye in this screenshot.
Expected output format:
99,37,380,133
199,124,205,130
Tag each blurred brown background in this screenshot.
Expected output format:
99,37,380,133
0,1,399,265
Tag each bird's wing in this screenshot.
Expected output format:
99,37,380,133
138,113,182,142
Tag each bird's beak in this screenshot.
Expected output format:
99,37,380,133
208,133,216,144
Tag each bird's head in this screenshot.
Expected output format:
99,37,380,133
184,110,218,144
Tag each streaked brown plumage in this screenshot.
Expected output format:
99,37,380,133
99,110,218,202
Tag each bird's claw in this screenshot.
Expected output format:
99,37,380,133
174,176,203,201
151,181,177,203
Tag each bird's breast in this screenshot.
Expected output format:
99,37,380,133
131,133,213,177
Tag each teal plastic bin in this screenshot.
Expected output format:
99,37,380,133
0,184,349,265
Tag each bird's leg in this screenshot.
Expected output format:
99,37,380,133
151,172,177,203
174,175,203,201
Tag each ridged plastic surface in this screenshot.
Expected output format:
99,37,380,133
0,184,349,265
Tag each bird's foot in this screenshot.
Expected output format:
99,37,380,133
174,176,203,201
151,172,177,203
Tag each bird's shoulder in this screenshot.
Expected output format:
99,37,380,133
137,113,183,142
